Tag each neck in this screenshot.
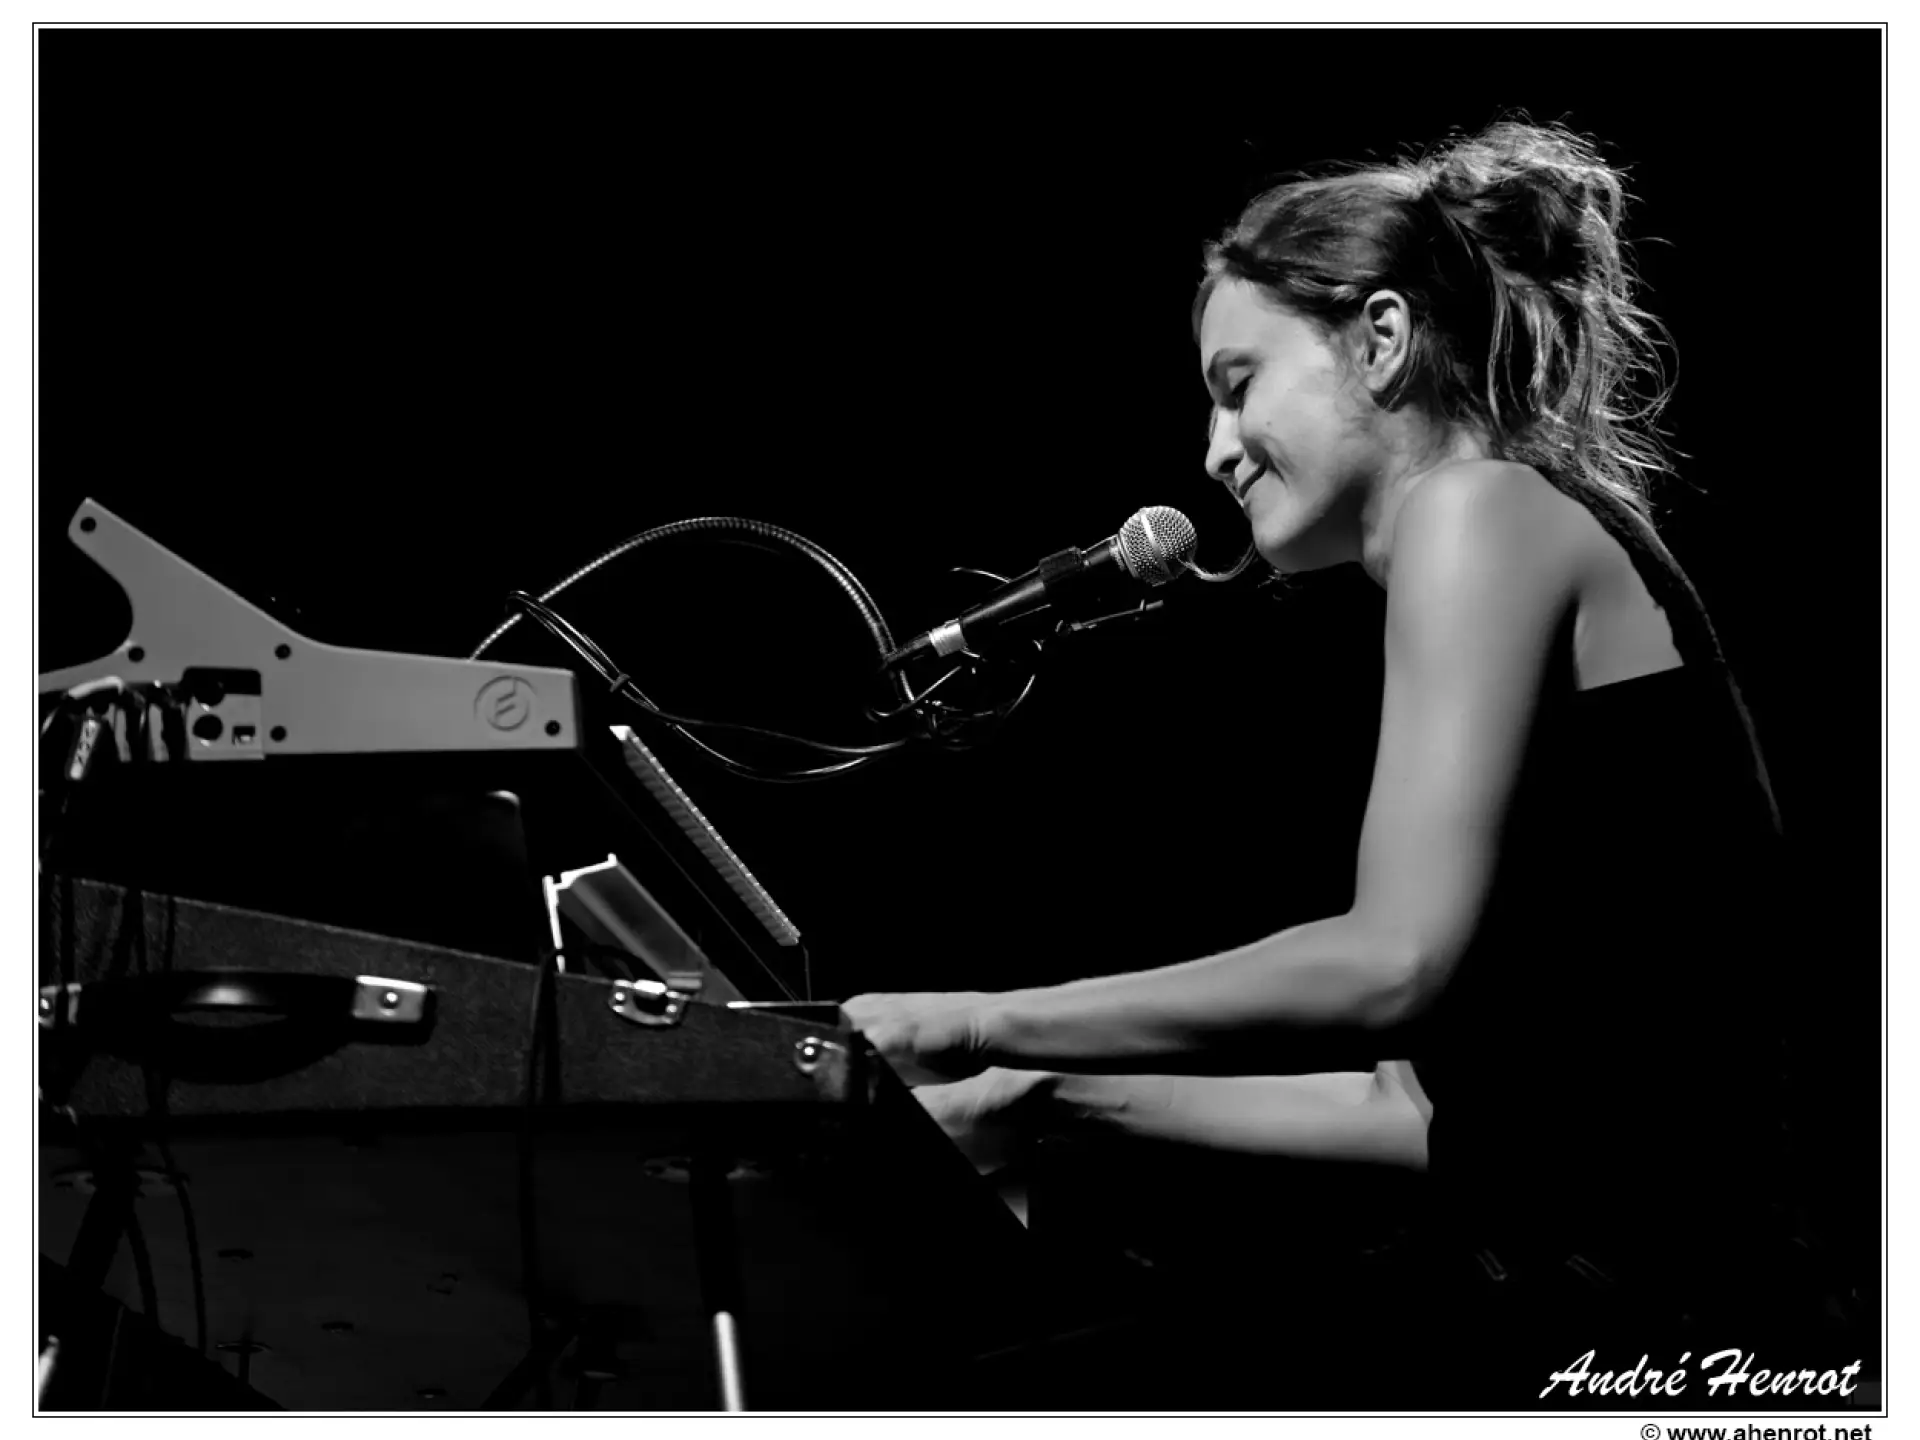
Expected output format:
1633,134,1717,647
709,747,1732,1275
1357,419,1495,585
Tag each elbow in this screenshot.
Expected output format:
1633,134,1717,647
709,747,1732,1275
1349,922,1455,1032
1358,963,1425,1031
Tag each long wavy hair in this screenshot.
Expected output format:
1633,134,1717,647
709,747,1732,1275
1194,119,1678,527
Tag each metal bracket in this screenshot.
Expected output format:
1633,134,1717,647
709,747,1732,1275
791,1035,851,1100
350,977,432,1025
36,975,433,1028
38,500,581,756
608,977,693,1028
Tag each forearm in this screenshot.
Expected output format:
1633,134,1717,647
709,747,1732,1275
1047,1067,1429,1170
981,913,1419,1074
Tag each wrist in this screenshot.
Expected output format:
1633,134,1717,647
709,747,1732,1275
1048,1071,1172,1127
971,988,1034,1068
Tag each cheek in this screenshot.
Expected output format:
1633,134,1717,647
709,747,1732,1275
1243,400,1298,465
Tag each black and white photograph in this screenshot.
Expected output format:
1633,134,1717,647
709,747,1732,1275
31,20,1889,1422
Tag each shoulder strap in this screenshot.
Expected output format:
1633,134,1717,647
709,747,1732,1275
1561,482,1784,838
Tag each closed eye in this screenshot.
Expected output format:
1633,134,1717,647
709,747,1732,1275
1204,381,1249,432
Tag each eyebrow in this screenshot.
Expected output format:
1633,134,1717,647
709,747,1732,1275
1203,348,1256,396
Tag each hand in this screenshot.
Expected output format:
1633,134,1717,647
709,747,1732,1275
914,1067,1056,1175
841,990,1000,1084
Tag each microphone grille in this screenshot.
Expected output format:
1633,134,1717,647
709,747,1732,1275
1116,506,1198,585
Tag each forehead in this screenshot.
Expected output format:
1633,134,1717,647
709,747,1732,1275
1198,278,1308,370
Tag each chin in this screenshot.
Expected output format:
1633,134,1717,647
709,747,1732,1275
1252,501,1354,574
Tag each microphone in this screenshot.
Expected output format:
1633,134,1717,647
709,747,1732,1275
882,506,1198,671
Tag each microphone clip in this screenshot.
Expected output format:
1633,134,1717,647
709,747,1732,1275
1055,597,1167,638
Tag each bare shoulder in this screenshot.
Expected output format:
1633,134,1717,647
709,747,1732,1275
1388,460,1596,591
1394,460,1584,553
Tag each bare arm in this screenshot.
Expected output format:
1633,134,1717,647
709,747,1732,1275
916,1059,1434,1182
936,463,1584,1075
1049,1060,1433,1169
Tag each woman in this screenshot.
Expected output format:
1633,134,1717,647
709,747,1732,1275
848,121,1832,1408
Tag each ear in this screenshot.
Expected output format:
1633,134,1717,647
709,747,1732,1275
1354,289,1413,394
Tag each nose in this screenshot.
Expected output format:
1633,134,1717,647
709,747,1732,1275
1205,408,1244,486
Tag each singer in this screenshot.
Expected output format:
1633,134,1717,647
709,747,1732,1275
847,121,1841,1408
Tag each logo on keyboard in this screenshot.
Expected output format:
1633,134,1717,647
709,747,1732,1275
474,675,535,731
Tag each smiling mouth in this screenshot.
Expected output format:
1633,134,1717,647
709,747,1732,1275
1235,470,1267,502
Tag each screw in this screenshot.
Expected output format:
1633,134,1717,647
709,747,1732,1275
380,991,401,1009
545,719,561,736
38,996,51,1013
79,516,96,533
127,646,145,663
274,643,291,660
269,726,287,743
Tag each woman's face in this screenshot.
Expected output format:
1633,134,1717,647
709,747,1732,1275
1199,278,1381,572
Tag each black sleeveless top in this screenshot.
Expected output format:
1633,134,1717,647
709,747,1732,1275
1409,494,1794,1302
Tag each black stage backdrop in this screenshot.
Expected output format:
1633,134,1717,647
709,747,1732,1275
36,27,1883,1309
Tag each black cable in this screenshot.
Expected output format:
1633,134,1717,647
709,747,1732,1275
107,779,211,1363
156,1135,208,1358
41,690,211,1359
467,517,931,772
531,587,1042,762
517,946,560,1408
469,518,908,694
510,593,905,758
475,526,1074,783
504,596,902,782
505,594,623,681
41,699,86,1105
618,696,904,757
122,1207,161,1329
147,908,208,1359
134,1010,210,1359
472,518,923,744
862,660,968,720
505,595,872,780
98,1305,126,1408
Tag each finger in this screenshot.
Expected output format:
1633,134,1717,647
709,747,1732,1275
36,1337,58,1406
887,1055,963,1087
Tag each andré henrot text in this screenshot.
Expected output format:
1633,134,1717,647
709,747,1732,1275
1539,1349,1866,1402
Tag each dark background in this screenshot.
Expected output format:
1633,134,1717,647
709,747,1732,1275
37,27,1883,1301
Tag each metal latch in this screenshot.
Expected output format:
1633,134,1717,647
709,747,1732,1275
38,985,75,1028
608,977,693,1028
350,977,431,1025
